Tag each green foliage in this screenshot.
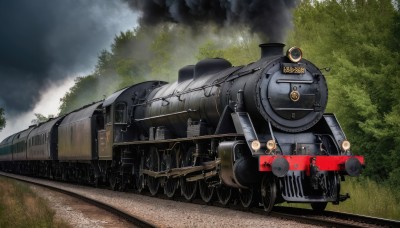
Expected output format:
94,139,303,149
59,75,104,114
196,34,260,65
196,41,224,60
0,108,5,131
287,0,400,191
31,113,54,125
331,177,400,220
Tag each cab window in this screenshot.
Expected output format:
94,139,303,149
115,103,127,123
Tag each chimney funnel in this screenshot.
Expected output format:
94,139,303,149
259,43,285,59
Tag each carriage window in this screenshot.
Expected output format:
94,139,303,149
115,103,127,123
106,106,111,124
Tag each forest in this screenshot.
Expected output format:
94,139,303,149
58,0,400,200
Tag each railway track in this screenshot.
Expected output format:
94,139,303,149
141,185,400,227
0,172,156,228
269,207,400,228
1,172,399,228
151,182,400,227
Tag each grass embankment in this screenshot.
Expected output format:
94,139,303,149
280,177,400,220
0,177,69,228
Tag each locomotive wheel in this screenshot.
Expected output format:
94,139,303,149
311,202,328,211
135,154,145,193
93,177,99,188
164,178,178,198
86,167,91,184
61,169,67,181
199,180,215,203
180,146,197,201
239,186,256,208
216,185,232,206
109,172,120,191
87,168,99,187
147,147,160,196
261,175,277,213
119,175,128,192
163,148,179,198
136,173,145,193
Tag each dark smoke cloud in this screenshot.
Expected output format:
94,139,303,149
0,0,137,115
124,0,298,41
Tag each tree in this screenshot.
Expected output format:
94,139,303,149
287,0,400,191
31,113,54,125
0,108,5,131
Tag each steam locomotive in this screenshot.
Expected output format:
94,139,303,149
0,43,364,212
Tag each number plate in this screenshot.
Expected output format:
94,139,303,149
282,63,306,74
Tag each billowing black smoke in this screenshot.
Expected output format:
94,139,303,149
124,0,298,41
0,0,136,116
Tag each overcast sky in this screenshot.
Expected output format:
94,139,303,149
0,0,137,140
0,0,299,141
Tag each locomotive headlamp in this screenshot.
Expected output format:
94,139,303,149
251,140,261,151
266,140,277,151
287,47,303,63
341,140,351,151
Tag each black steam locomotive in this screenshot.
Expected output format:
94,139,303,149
0,43,364,212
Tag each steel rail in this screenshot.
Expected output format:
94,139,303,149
271,206,400,228
270,211,364,227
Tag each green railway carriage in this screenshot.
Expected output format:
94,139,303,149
0,134,18,161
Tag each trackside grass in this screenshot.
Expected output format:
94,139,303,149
0,177,70,228
279,177,400,220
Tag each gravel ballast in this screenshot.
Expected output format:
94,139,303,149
3,173,316,227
